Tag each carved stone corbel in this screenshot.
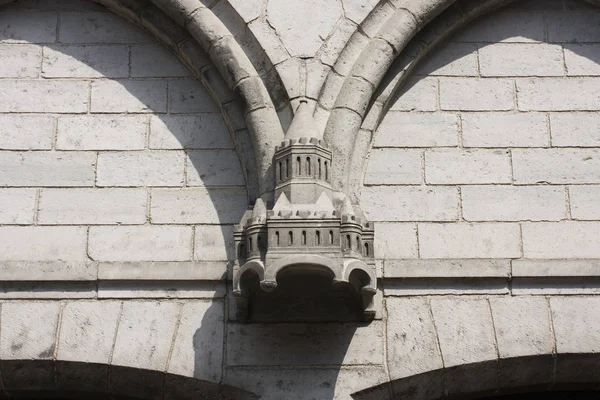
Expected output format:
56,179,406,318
232,101,377,322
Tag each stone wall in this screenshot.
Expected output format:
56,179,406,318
0,1,247,277
365,0,600,291
1,0,600,399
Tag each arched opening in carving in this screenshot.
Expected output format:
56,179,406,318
247,264,365,322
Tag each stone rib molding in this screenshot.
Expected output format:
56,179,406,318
323,0,600,200
149,0,285,197
0,261,227,282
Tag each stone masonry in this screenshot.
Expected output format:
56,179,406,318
1,0,600,399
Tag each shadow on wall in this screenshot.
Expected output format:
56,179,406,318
221,322,366,400
0,0,249,267
192,300,370,400
381,0,600,111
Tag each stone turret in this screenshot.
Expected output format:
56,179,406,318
274,101,333,204
232,101,376,322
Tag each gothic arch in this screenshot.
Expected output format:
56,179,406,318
0,0,284,199
322,0,600,201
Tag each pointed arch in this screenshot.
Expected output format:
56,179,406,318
322,0,600,200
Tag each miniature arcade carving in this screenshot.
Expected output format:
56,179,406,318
233,102,377,321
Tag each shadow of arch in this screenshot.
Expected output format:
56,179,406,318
0,359,256,399
0,0,254,270
0,0,284,199
324,0,600,200
352,354,600,400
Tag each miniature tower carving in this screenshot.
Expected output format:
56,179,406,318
233,102,376,321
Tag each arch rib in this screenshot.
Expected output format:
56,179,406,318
151,0,284,198
323,0,600,200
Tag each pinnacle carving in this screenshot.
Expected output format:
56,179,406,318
233,102,377,322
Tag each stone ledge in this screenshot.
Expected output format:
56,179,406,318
0,261,97,281
0,261,228,282
98,261,227,280
513,260,600,277
384,259,510,278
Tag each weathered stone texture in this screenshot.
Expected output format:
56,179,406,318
131,44,190,77
430,297,497,367
267,0,341,57
461,186,567,222
461,112,549,148
361,186,458,222
3,1,600,398
374,113,459,148
167,301,224,381
425,149,512,185
490,297,554,358
0,115,54,150
0,11,58,42
440,78,515,111
111,301,180,369
0,80,89,112
150,187,247,224
227,322,383,366
186,150,246,186
419,223,521,259
518,78,600,111
551,113,600,147
149,115,233,150
523,222,600,259
386,298,443,379
479,44,564,77
0,226,87,261
0,302,60,359
91,80,168,113
0,44,41,77
43,45,129,78
551,297,600,354
513,149,600,184
374,223,418,259
38,188,147,225
57,301,121,363
57,116,147,150
0,188,36,224
368,1,600,273
89,226,193,262
365,149,422,185
97,151,185,187
59,12,154,44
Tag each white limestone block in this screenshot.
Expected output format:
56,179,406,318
38,188,147,225
112,301,180,370
0,226,87,261
57,301,121,363
0,302,60,359
89,226,193,262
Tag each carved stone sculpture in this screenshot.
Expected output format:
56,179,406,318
233,102,377,321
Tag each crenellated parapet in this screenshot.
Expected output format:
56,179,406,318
232,101,377,322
